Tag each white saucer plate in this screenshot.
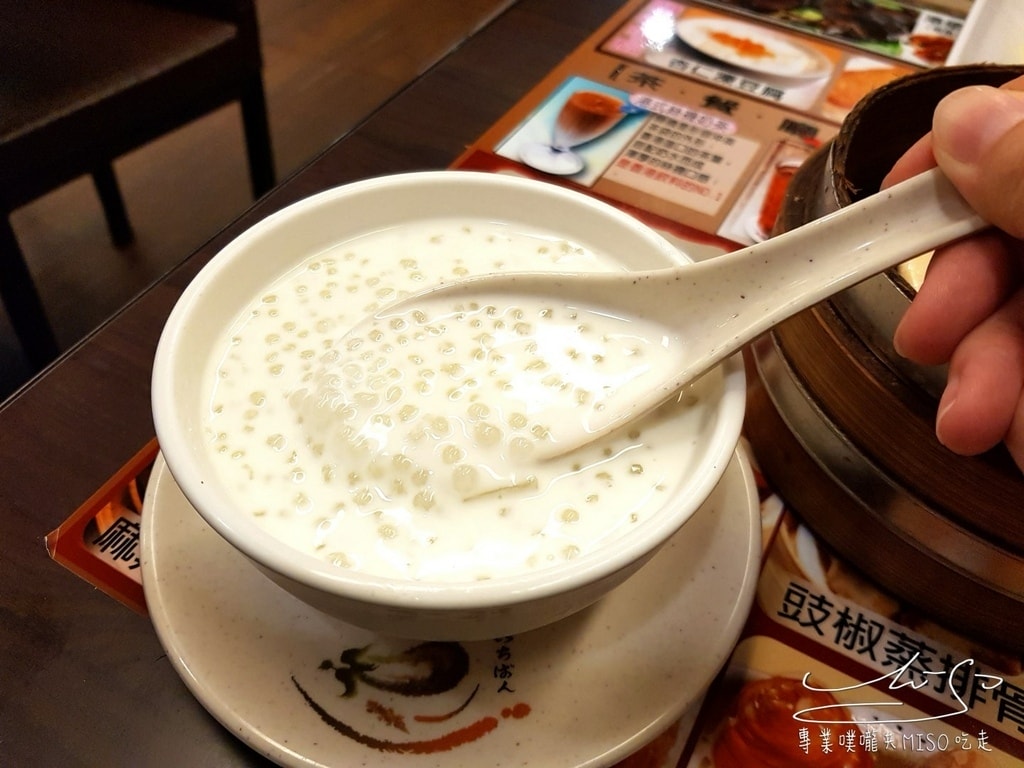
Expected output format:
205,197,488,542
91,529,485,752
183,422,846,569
141,447,761,768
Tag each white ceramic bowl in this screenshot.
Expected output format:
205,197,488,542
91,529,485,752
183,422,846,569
152,171,746,640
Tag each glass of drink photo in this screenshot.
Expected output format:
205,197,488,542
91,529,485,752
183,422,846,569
520,90,632,176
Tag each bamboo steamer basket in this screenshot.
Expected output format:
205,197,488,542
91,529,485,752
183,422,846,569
745,65,1024,654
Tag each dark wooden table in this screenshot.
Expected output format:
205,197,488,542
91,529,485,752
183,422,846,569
0,1,623,763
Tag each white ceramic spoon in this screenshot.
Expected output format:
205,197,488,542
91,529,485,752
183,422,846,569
322,167,987,463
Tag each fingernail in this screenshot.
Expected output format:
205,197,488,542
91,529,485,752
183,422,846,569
934,373,959,443
933,86,1024,166
892,321,907,358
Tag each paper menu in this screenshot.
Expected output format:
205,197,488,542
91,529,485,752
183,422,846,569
451,0,964,252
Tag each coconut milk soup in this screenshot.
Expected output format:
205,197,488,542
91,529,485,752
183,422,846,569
204,219,716,582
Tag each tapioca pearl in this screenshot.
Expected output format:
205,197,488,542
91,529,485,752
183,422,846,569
446,385,470,401
424,416,452,440
441,362,466,379
530,424,552,442
440,444,465,465
506,436,534,462
474,331,496,349
507,412,528,431
466,402,490,420
413,489,436,511
328,552,353,569
559,508,580,523
353,487,375,507
365,372,390,391
452,464,480,496
352,391,380,410
563,387,590,407
397,404,419,423
369,414,394,433
473,422,502,448
292,492,313,514
389,452,415,474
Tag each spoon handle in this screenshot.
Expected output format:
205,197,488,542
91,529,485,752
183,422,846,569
692,166,987,356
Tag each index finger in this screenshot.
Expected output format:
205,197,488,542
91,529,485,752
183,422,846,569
881,132,935,189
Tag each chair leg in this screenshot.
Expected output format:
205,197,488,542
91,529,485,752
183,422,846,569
91,163,134,248
239,74,276,198
0,217,60,370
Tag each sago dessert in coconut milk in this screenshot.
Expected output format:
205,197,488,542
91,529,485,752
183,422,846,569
202,218,717,583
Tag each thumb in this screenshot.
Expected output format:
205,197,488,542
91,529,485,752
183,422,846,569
932,84,1024,240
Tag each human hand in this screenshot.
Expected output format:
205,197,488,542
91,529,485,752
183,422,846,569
882,74,1024,471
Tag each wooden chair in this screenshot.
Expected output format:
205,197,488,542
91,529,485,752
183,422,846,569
0,0,276,369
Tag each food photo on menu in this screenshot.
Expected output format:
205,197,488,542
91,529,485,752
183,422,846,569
670,486,1024,768
698,0,963,65
602,1,924,118
619,3,842,113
